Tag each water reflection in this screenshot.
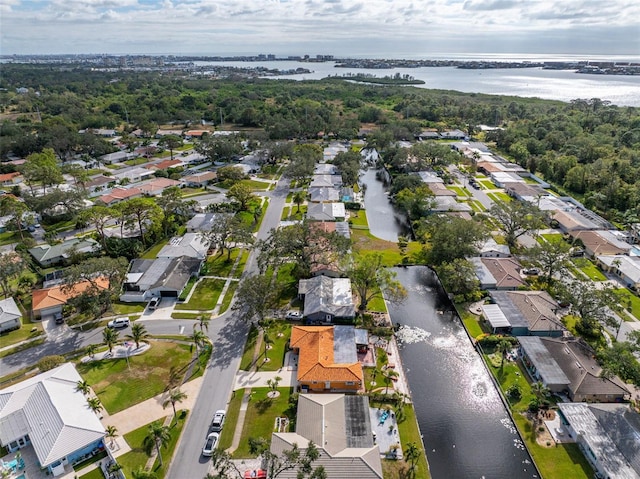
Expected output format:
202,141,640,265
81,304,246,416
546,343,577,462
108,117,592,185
389,266,538,479
360,169,409,242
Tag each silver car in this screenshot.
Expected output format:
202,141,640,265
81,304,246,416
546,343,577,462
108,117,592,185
202,432,219,457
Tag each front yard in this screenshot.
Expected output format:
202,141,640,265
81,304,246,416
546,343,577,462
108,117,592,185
174,278,225,310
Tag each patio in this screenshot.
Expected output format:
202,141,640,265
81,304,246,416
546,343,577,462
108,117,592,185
0,444,74,479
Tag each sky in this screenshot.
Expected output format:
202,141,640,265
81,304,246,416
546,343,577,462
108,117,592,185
1,0,639,57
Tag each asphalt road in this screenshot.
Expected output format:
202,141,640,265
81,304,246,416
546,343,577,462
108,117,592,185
167,177,289,479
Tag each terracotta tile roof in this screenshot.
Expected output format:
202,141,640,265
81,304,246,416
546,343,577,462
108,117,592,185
0,172,22,182
290,326,362,383
147,159,183,170
32,278,109,312
97,187,142,205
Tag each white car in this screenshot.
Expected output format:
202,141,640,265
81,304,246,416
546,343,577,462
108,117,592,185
211,410,226,432
107,318,130,329
285,310,302,320
202,432,219,457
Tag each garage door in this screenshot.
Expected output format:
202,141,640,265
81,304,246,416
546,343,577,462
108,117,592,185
160,290,178,297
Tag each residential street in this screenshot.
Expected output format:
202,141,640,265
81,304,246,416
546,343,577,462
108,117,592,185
167,177,289,479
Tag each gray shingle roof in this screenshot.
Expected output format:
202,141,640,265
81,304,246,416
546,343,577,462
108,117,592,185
28,238,99,264
299,276,355,319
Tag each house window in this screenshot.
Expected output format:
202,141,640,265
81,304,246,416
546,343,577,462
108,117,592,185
345,381,354,385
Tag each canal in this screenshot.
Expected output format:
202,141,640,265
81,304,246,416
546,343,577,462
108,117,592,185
359,170,538,478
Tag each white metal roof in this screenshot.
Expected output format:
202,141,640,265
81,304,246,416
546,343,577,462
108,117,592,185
481,304,510,328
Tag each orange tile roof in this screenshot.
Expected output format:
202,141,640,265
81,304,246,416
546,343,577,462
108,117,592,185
148,159,183,170
290,326,362,383
0,172,22,182
32,278,109,312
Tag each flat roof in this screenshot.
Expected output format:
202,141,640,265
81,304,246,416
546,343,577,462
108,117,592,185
333,326,358,364
481,304,510,328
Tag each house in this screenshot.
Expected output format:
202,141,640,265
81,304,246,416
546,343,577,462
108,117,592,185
113,167,155,184
519,336,630,402
309,221,350,240
309,187,340,203
147,159,183,171
431,196,472,212
120,256,201,302
314,163,338,175
181,171,217,187
0,363,106,476
137,178,181,196
186,213,226,233
155,129,183,138
557,403,640,479
298,276,355,323
471,257,526,290
157,233,209,260
184,130,209,138
490,171,525,188
270,394,382,479
596,255,640,291
440,129,467,139
28,238,99,267
417,130,441,140
478,238,511,257
489,290,566,337
290,326,363,393
99,151,136,165
85,175,114,196
0,172,23,186
552,210,600,233
307,203,346,222
0,297,22,333
310,174,343,189
428,183,456,197
503,182,548,203
96,186,142,206
572,230,632,257
32,278,109,319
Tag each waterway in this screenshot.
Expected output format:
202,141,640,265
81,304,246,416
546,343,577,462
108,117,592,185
360,169,408,242
388,267,538,479
194,60,640,107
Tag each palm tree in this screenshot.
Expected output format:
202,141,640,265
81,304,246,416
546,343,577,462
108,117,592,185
263,331,273,361
190,328,209,354
102,327,119,354
126,322,150,350
531,381,550,402
105,425,118,448
86,343,98,359
143,421,172,467
267,376,282,393
87,397,103,415
75,380,91,396
292,190,306,213
131,467,157,479
163,388,188,418
382,368,399,394
496,339,512,368
197,314,210,333
404,442,421,475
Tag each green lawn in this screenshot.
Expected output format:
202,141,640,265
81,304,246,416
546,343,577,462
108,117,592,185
239,179,271,191
219,282,238,314
447,185,470,197
0,231,22,246
110,302,146,315
457,308,486,339
233,387,293,458
218,388,245,450
76,341,193,414
140,239,169,259
349,210,369,228
615,289,640,321
232,250,249,278
487,191,512,203
124,157,149,166
170,312,201,319
258,321,291,372
541,233,564,243
240,325,260,371
485,353,534,413
281,205,307,221
178,276,197,301
204,250,241,277
571,258,607,281
275,263,299,307
478,179,496,189
466,199,486,212
0,316,44,349
513,414,593,479
367,290,388,313
174,278,225,310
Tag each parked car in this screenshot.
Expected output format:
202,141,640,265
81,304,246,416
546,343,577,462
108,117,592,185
285,310,302,320
148,297,161,310
202,432,219,457
54,312,64,325
522,268,540,275
107,317,130,329
211,410,226,432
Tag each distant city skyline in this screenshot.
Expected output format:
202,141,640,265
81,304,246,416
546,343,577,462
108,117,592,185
1,0,639,56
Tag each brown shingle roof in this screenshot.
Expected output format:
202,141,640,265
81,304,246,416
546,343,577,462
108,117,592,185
481,258,526,289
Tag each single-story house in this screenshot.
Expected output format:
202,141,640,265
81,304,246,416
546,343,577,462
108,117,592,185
157,233,209,260
85,175,114,196
440,129,467,139
552,209,600,233
519,336,630,402
572,230,632,257
0,172,23,186
181,171,217,187
471,257,526,290
186,213,226,233
184,130,209,138
0,363,106,476
28,238,100,267
96,186,143,206
309,221,351,240
99,151,137,165
155,129,183,138
478,238,511,257
0,297,22,333
557,403,640,479
307,202,346,222
596,255,640,291
310,174,343,189
503,182,548,203
137,178,181,196
290,326,363,393
147,159,183,171
489,290,566,337
490,171,525,188
93,128,117,137
113,167,155,184
417,130,441,140
428,183,456,197
314,163,338,175
431,196,472,212
271,394,382,479
298,276,355,323
309,187,340,203
323,143,349,162
416,171,444,184
32,277,109,319
120,256,201,302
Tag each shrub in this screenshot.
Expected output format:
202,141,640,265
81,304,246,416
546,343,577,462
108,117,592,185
506,383,522,400
37,355,65,372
